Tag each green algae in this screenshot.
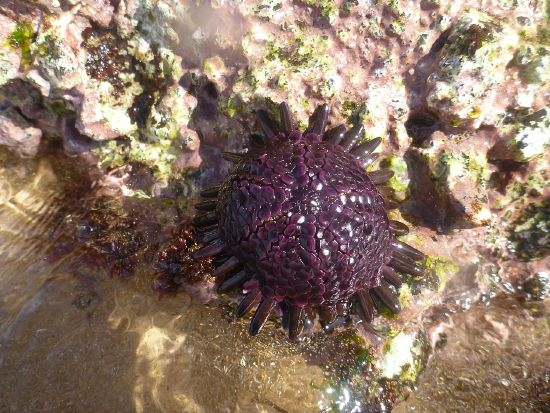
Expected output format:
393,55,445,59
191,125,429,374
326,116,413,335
360,18,384,38
506,199,550,262
92,85,194,187
81,18,188,184
521,53,550,85
435,14,449,32
248,0,283,22
425,11,519,127
508,107,550,160
504,168,548,206
432,150,489,192
401,254,458,295
378,331,422,380
6,21,35,69
385,0,411,20
305,0,338,23
264,34,331,70
236,28,339,103
383,155,409,200
341,100,360,119
340,0,359,13
424,255,458,288
389,21,406,35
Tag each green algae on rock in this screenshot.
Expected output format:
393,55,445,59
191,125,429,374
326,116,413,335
6,21,35,69
508,107,550,161
415,145,491,227
523,272,550,301
425,11,519,129
521,49,550,86
377,327,430,382
505,199,550,262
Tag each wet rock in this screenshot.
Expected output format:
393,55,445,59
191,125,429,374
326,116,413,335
72,291,100,311
404,148,447,232
72,0,114,29
404,116,438,146
521,48,550,86
62,118,100,155
523,272,550,301
376,326,430,383
0,79,45,120
396,298,550,413
424,11,518,129
0,15,23,86
507,107,550,161
0,103,42,157
505,199,550,262
403,145,492,229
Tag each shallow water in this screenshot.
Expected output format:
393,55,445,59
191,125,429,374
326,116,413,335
0,147,549,413
0,148,328,412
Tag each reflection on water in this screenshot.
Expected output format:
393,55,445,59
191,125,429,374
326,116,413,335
0,147,549,412
0,147,327,412
0,149,73,335
395,299,550,412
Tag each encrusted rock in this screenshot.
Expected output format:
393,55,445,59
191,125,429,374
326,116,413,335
505,199,550,262
405,144,491,230
0,16,22,86
523,272,550,301
508,107,550,161
521,50,550,86
424,11,518,129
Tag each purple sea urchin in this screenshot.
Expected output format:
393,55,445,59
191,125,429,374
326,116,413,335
192,102,426,341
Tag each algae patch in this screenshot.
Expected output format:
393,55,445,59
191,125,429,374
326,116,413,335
6,21,35,69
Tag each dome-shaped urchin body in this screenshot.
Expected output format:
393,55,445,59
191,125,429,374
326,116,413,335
218,130,391,307
192,102,426,341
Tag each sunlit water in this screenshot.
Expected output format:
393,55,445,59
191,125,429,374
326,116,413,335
0,147,548,412
0,148,327,412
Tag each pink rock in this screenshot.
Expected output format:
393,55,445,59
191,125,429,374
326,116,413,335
78,0,114,29
0,104,42,157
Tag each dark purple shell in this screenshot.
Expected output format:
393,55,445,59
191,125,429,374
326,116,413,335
192,102,426,341
218,130,391,307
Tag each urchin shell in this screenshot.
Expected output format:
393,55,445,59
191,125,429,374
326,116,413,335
218,131,391,305
192,102,426,341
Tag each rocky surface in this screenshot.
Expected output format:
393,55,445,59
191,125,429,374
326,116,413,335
1,0,550,411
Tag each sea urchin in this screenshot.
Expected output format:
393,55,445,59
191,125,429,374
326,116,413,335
191,102,425,341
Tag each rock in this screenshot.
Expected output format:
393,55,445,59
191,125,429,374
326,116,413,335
376,326,430,382
0,79,45,120
505,199,550,262
0,15,23,87
68,0,114,29
404,144,491,230
508,107,550,161
424,11,518,129
521,52,550,86
0,104,42,157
